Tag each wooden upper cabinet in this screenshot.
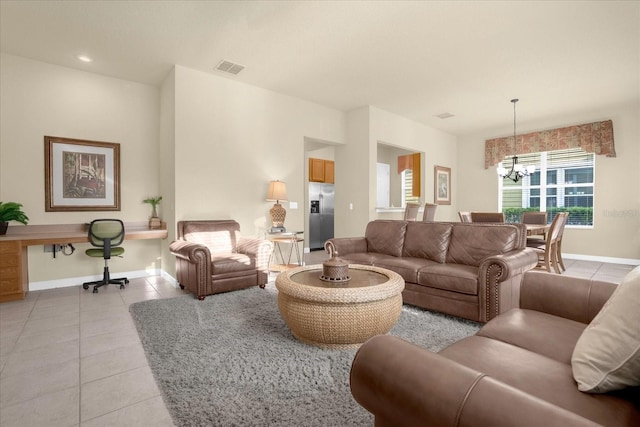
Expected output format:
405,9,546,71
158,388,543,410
309,157,334,183
324,160,334,183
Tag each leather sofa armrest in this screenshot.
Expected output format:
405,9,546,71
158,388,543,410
325,237,367,256
351,335,601,427
169,240,211,263
520,270,617,324
169,240,212,297
477,248,539,322
237,237,273,278
479,248,539,283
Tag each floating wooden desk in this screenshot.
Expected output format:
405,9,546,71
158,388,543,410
0,222,168,303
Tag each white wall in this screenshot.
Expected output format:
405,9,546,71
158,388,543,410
0,53,163,283
172,65,347,238
457,103,640,261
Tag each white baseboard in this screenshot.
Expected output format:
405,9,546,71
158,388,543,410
29,268,173,291
563,253,640,266
160,270,178,287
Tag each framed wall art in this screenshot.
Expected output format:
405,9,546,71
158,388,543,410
44,136,121,211
434,165,451,205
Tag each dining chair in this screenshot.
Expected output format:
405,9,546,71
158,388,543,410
422,203,437,222
403,202,420,221
527,212,569,274
458,211,472,223
522,211,548,240
470,212,505,223
554,213,570,272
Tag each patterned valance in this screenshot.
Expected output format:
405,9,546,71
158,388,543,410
484,119,615,169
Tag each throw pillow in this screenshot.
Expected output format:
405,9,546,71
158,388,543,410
571,266,640,393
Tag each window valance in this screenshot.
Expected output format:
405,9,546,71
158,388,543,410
484,119,615,169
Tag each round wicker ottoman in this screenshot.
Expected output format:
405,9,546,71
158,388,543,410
275,264,405,349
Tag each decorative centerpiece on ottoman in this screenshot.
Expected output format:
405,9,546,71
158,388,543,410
275,248,404,349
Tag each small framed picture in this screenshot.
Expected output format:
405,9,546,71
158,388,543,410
44,136,121,211
434,165,451,205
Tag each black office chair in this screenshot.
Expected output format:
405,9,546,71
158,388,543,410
82,219,129,293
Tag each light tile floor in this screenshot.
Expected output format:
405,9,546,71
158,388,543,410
0,254,635,426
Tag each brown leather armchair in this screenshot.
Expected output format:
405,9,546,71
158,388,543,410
169,220,273,300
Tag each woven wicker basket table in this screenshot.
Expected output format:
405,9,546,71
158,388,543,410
275,264,404,349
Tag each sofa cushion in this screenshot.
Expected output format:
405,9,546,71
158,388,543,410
478,309,587,364
403,222,452,263
571,266,640,393
373,257,439,284
417,264,479,295
441,336,640,426
446,224,520,267
365,220,407,257
211,253,254,275
340,252,398,266
183,228,239,253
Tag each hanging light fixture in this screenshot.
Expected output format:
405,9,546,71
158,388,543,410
497,98,535,182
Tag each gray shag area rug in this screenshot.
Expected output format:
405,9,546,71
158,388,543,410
130,284,481,427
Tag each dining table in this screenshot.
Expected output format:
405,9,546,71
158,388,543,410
524,223,550,237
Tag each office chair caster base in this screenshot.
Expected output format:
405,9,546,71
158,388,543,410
93,287,99,293
83,284,89,290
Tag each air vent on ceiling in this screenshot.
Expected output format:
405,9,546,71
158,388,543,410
215,60,245,75
436,112,455,119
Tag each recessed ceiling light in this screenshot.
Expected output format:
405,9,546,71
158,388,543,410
436,112,455,119
77,55,93,63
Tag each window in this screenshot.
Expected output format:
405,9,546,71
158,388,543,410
401,169,420,206
499,148,595,226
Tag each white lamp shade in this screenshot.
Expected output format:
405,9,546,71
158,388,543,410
267,180,288,202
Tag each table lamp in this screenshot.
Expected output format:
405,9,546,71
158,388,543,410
267,180,288,233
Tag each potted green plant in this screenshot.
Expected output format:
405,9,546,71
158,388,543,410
143,196,162,229
0,201,29,235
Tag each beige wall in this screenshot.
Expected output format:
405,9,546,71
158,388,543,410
1,53,637,290
159,68,177,278
171,65,347,238
370,107,458,223
0,53,163,285
457,103,640,261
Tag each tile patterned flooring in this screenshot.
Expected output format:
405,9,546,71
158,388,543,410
0,254,635,426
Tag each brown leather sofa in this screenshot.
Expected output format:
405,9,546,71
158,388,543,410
169,220,273,300
350,270,640,426
326,220,538,322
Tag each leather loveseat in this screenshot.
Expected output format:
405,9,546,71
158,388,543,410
350,268,640,426
326,220,538,322
169,220,273,300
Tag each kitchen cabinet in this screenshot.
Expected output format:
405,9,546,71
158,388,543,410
309,158,335,183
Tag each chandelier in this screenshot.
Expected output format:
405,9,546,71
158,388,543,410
497,98,535,182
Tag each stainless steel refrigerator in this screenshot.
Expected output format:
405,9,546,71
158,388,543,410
309,182,334,250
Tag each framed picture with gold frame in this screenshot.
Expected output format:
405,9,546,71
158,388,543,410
44,136,121,212
434,165,451,205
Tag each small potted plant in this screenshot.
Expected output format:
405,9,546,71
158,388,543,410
143,196,162,229
0,201,29,235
